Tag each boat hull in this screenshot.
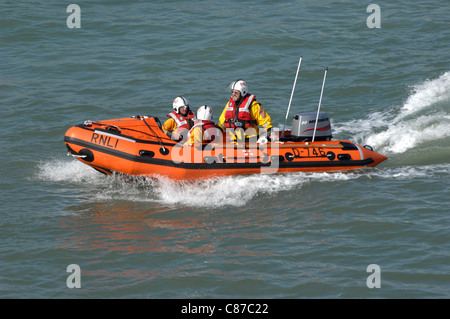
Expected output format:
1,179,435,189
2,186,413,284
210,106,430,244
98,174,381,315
64,116,388,180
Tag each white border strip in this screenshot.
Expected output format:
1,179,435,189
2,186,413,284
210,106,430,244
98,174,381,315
355,144,365,163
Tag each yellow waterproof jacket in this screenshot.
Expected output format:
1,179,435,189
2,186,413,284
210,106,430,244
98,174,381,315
186,121,222,146
218,99,273,140
186,126,204,146
162,118,178,135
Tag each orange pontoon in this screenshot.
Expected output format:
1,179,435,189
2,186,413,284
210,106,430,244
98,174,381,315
64,115,388,180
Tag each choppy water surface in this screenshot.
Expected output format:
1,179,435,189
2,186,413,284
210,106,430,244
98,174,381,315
1,1,449,299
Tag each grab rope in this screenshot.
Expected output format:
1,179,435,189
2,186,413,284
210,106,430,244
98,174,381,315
140,117,167,153
82,116,168,153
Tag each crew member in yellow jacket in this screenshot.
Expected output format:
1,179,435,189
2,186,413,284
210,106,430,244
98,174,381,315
186,105,222,148
162,96,196,142
217,79,277,142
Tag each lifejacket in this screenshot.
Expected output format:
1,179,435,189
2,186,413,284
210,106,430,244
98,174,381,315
167,110,196,133
224,94,256,129
189,120,220,143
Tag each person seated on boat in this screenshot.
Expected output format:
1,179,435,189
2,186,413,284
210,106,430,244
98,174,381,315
162,96,196,142
186,105,222,148
217,79,278,143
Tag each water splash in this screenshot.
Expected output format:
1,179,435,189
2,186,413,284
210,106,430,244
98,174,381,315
37,157,105,184
335,72,450,155
36,157,450,208
35,158,360,207
400,72,450,117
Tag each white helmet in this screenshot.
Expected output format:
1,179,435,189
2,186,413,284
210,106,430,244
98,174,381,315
228,79,248,96
197,105,213,121
173,96,191,113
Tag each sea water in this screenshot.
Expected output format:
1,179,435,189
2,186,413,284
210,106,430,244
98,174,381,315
0,1,449,299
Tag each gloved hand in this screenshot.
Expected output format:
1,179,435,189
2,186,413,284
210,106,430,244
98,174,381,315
269,131,279,142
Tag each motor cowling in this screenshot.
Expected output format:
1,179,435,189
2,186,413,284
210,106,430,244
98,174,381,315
290,112,332,141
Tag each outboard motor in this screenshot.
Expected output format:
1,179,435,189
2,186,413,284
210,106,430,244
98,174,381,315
290,112,332,141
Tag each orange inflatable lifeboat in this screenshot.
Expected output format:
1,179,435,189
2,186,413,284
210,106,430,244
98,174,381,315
64,113,388,181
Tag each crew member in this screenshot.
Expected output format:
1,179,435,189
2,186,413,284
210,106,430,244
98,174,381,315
187,105,222,147
217,79,277,142
162,96,196,141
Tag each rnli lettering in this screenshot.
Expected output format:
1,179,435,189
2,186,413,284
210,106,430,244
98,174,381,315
91,133,119,148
